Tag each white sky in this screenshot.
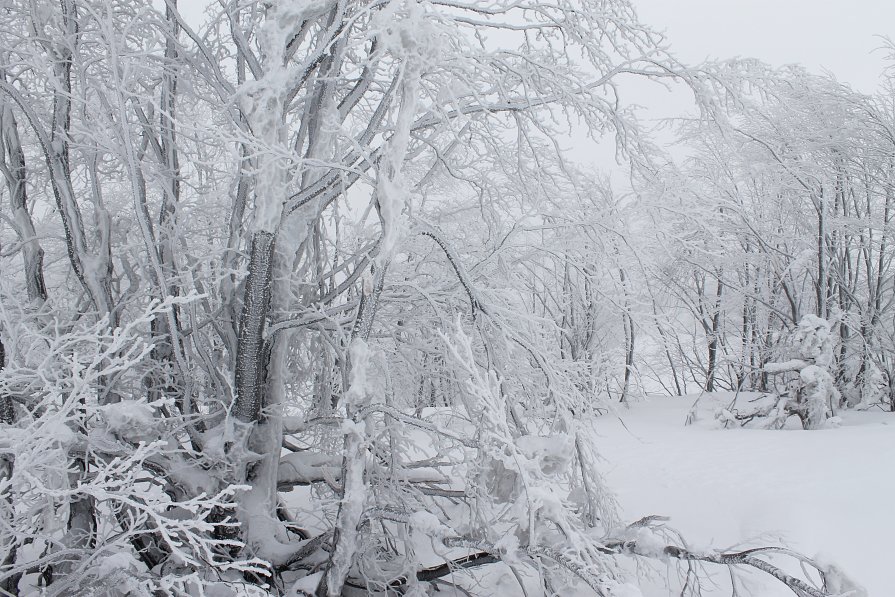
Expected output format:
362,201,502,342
177,1,893,93
633,0,895,93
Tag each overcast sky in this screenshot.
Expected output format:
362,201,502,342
633,0,895,93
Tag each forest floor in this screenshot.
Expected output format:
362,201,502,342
594,392,893,596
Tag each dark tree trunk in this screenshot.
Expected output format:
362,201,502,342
705,273,723,393
233,231,276,423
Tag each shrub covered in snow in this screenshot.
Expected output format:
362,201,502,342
718,315,840,430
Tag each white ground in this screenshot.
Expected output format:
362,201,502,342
594,393,893,596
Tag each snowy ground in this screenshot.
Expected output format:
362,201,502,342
594,393,893,596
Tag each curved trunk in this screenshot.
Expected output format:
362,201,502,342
1,103,47,303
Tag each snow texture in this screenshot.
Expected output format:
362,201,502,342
596,393,892,596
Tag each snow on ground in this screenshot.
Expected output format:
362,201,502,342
594,393,893,596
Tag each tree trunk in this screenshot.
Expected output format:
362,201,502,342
815,188,827,319
233,231,276,423
1,102,47,303
705,272,723,393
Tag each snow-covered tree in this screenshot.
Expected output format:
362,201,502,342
719,314,840,429
0,1,863,596
641,61,895,410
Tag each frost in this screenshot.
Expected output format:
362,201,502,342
1,1,886,595
368,2,440,265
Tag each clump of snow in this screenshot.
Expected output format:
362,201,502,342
38,416,77,448
493,532,520,561
98,399,159,442
596,574,645,597
371,0,445,64
825,415,843,428
515,433,574,475
95,552,140,578
714,408,737,427
524,483,567,522
628,526,668,559
286,571,324,597
815,553,868,597
791,314,835,367
478,456,519,503
345,339,371,407
799,363,837,429
409,510,451,539
608,583,645,596
763,359,808,374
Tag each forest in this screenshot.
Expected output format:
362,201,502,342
0,1,890,595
